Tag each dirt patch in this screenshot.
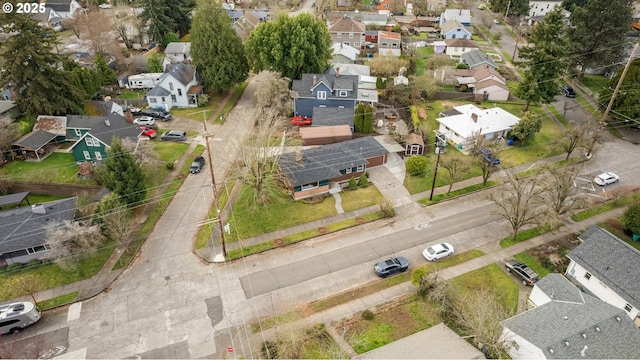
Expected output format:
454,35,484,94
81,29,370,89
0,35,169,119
526,233,581,272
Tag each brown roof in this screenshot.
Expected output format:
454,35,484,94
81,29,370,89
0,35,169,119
329,15,365,33
444,38,478,48
34,115,67,136
243,11,260,26
404,133,424,146
300,125,353,139
379,31,401,40
473,65,505,83
475,78,509,91
187,84,203,95
453,69,475,77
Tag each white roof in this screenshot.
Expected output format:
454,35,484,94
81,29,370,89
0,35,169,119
332,63,371,77
433,40,447,47
437,104,520,138
332,42,360,61
358,88,378,103
443,8,471,24
164,42,191,54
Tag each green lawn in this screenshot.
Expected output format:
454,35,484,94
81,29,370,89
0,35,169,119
500,117,563,166
0,153,81,183
514,252,550,278
340,185,385,212
170,91,228,121
227,185,338,241
119,90,146,100
579,74,610,94
404,150,484,195
449,263,519,312
415,46,436,76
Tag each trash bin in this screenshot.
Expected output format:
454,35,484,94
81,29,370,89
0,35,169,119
457,143,463,149
508,139,514,146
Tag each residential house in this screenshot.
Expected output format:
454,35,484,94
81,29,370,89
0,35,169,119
1,83,16,101
528,0,563,24
404,133,424,155
378,31,402,57
11,115,66,161
327,64,378,90
444,38,478,57
0,198,78,266
460,49,498,70
454,66,509,101
426,0,446,13
67,113,142,163
33,115,67,143
146,63,203,110
43,0,82,18
436,104,520,148
312,106,355,130
230,9,267,39
365,30,379,43
300,125,352,146
440,19,471,39
332,43,360,64
440,8,471,26
278,136,388,200
0,101,17,122
33,7,63,29
378,0,395,14
501,273,640,359
292,73,359,118
164,42,191,63
566,226,640,324
329,15,366,49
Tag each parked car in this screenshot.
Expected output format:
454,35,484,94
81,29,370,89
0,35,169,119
190,156,205,174
393,10,404,15
139,126,157,139
422,242,454,261
374,257,409,278
98,3,112,9
128,107,143,116
493,19,500,24
505,260,539,286
594,172,619,186
291,115,312,126
561,85,576,98
365,42,375,49
480,148,500,166
142,109,172,121
133,116,155,126
160,130,187,142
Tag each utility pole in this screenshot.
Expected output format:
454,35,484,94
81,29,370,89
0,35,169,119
504,0,511,22
429,135,445,201
585,43,639,158
190,110,227,260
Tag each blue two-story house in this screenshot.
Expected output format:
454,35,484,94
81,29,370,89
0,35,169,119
292,73,358,118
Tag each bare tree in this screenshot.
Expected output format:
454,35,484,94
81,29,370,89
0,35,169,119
121,137,160,167
369,54,410,78
76,10,114,55
315,0,335,18
44,220,104,270
0,119,19,163
452,287,514,358
471,139,505,186
255,71,294,117
553,121,594,161
12,274,44,305
489,173,547,241
74,191,97,220
440,155,472,194
544,164,588,216
113,16,134,49
62,17,81,39
102,206,137,253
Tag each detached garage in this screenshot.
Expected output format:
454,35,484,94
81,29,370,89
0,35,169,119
300,125,352,146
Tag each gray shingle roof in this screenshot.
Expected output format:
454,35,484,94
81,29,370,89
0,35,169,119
312,107,355,127
279,136,388,187
66,115,107,130
146,86,171,96
164,42,191,55
87,113,141,146
12,130,57,150
292,73,358,100
460,49,497,69
569,226,640,310
165,63,196,86
502,292,640,359
534,273,586,303
0,198,77,255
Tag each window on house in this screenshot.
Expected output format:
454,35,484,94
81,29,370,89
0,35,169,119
354,42,360,47
95,152,102,161
171,95,177,102
339,90,347,97
462,47,466,52
345,167,352,174
74,129,82,137
85,137,93,146
356,165,365,172
317,91,327,99
585,272,592,280
150,98,157,103
83,151,91,160
301,182,319,190
625,303,633,312
337,33,342,38
384,3,389,8
392,43,397,47
381,42,388,47
169,83,174,91
178,89,182,96
161,97,165,102
463,35,468,39
452,34,456,39
349,33,353,38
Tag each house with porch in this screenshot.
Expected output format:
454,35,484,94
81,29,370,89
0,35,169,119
436,104,520,149
292,73,359,118
444,38,478,57
278,136,388,200
146,63,202,111
454,66,510,101
0,198,77,266
67,113,142,163
441,19,472,39
565,226,640,325
329,15,366,49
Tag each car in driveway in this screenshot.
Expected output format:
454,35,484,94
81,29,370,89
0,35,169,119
160,130,187,142
141,109,172,121
374,257,409,278
594,172,619,186
505,260,539,286
190,156,205,174
133,116,155,126
480,148,500,166
561,85,576,98
139,126,157,139
291,115,312,126
422,242,454,261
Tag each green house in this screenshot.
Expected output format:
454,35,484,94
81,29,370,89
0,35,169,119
68,113,142,163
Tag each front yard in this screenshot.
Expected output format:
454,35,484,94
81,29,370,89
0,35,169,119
0,153,83,184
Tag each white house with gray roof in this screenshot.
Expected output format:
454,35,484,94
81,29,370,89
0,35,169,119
146,63,202,111
460,49,498,70
164,42,191,63
565,226,640,323
501,273,640,359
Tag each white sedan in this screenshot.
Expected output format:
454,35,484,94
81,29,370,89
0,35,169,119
594,172,619,186
133,116,155,126
99,3,112,8
422,242,454,261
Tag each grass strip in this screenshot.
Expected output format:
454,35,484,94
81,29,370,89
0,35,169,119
547,105,567,127
216,82,248,123
499,223,563,248
571,193,640,222
419,181,498,205
38,292,78,310
194,182,232,250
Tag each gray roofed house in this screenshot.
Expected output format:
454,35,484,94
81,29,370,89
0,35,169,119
11,130,58,161
530,273,586,305
565,226,640,322
84,100,125,117
146,86,171,96
146,63,201,110
501,284,640,359
68,113,142,163
43,0,82,18
312,107,355,130
0,198,77,266
278,136,388,200
460,49,497,70
292,73,359,118
164,42,191,63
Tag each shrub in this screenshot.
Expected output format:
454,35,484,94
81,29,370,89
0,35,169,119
262,341,278,359
540,255,555,271
197,93,210,107
380,200,395,218
622,203,640,235
359,173,369,187
406,156,428,176
361,309,375,320
348,176,357,190
166,162,174,170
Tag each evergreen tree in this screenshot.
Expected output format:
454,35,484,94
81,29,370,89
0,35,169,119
162,32,180,48
95,55,117,86
509,111,542,145
363,105,374,134
100,138,147,206
0,6,85,116
490,0,529,16
191,0,248,91
147,53,164,73
138,0,174,43
567,0,632,78
165,0,193,37
515,9,568,111
599,58,640,122
71,67,101,99
245,13,332,80
354,104,365,133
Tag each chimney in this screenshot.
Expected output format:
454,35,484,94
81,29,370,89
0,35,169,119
31,203,46,214
312,75,317,86
336,67,340,77
471,113,478,123
105,118,111,126
296,150,303,162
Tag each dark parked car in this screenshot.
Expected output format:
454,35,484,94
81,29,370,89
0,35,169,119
190,156,205,174
505,260,539,286
142,109,172,121
480,148,500,166
160,130,187,142
561,85,576,98
374,257,409,278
